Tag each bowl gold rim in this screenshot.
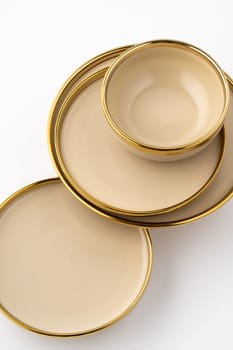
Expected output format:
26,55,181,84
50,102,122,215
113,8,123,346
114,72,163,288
0,178,153,337
49,67,225,217
101,39,230,157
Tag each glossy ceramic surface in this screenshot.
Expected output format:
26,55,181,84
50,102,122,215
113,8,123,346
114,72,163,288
0,179,152,336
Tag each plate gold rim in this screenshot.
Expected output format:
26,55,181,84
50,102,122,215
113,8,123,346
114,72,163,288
0,178,153,337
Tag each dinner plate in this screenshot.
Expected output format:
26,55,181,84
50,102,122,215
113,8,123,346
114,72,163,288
49,70,224,217
47,41,233,226
0,179,152,336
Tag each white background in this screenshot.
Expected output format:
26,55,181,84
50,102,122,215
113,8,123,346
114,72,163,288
0,1,233,349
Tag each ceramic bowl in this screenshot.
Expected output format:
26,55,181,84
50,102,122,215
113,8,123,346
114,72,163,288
102,40,229,161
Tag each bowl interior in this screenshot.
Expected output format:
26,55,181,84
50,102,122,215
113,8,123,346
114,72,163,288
105,44,226,148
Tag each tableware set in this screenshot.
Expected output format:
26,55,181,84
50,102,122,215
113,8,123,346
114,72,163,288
0,40,232,337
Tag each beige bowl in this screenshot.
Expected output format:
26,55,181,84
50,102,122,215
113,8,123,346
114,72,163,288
102,40,229,161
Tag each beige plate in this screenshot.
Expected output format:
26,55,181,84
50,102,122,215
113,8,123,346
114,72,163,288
48,46,232,226
0,179,152,337
49,68,224,217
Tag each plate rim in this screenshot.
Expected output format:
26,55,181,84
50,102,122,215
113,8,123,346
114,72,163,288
0,178,153,337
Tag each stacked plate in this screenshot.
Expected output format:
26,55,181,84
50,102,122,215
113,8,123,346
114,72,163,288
0,40,232,337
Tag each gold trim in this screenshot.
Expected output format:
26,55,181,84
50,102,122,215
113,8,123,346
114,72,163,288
0,178,153,337
48,45,131,124
102,40,229,156
49,68,225,217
